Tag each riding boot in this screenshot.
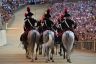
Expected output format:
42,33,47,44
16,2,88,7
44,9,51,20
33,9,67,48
20,31,28,41
20,33,24,41
74,34,78,41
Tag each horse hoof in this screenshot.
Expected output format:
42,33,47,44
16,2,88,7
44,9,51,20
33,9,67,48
50,57,52,60
45,60,48,63
52,60,54,62
67,59,72,63
63,56,66,59
39,52,42,55
26,56,31,59
35,57,37,60
48,59,50,61
44,54,46,57
60,54,62,56
31,59,34,62
59,52,62,56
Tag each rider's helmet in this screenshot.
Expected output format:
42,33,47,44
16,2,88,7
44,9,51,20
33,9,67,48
27,6,30,12
27,6,34,17
64,8,71,17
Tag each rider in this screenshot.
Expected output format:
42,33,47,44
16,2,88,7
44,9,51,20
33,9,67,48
57,9,78,56
37,15,46,34
37,8,54,44
56,13,65,56
24,7,37,31
60,9,78,41
37,15,46,44
43,8,54,31
21,7,37,41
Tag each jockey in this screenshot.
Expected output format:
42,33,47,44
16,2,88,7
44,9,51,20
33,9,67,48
60,9,78,41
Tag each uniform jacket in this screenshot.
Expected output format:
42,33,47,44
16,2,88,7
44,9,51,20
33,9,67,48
61,19,77,31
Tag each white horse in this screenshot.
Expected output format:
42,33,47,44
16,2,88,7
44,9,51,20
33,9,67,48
42,30,55,63
27,30,40,62
62,30,75,63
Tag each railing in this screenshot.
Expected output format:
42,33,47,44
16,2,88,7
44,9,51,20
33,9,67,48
75,40,96,52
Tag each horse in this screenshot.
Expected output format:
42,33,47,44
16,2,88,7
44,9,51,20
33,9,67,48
26,29,40,62
62,30,75,63
42,30,55,63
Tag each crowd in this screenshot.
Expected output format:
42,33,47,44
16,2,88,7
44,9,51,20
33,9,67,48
0,6,12,23
0,0,28,25
0,0,96,41
0,0,53,24
0,0,51,30
2,0,27,13
49,0,96,41
0,0,27,30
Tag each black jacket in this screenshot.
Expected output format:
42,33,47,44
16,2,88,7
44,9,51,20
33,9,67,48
44,18,54,30
37,21,46,33
61,19,77,31
27,12,33,17
24,18,37,31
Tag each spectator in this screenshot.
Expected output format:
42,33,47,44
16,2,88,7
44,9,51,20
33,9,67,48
50,0,96,41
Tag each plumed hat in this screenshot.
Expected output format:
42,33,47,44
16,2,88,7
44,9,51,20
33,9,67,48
64,8,71,17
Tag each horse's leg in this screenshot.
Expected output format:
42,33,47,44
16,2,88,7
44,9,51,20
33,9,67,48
55,44,58,55
62,44,66,59
59,43,63,56
50,47,54,62
66,50,72,63
66,44,73,63
35,44,39,60
39,45,42,55
42,44,46,57
54,36,57,55
24,43,30,59
26,44,31,59
26,48,29,59
60,42,66,59
68,39,74,63
24,43,28,58
45,47,50,63
31,43,35,62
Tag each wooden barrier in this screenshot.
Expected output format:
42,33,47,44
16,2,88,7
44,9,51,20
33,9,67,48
74,40,96,52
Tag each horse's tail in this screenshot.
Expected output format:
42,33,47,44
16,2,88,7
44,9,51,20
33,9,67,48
47,31,54,47
66,32,70,41
32,32,36,43
47,33,53,44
